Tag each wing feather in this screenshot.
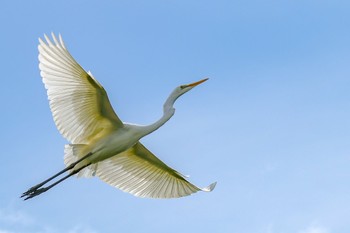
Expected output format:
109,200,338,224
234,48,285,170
38,33,123,143
96,142,216,198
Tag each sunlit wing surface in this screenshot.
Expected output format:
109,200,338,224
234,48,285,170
96,142,217,198
38,33,123,144
20,33,217,201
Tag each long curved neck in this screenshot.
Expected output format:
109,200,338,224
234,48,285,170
137,89,180,138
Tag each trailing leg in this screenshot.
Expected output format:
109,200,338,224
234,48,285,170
23,162,92,200
21,152,93,199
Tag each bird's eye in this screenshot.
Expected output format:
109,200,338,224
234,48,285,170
180,85,186,89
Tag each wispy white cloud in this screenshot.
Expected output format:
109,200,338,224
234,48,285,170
68,225,98,233
0,207,34,226
265,222,274,233
0,229,14,233
298,224,329,233
0,206,97,233
0,205,36,233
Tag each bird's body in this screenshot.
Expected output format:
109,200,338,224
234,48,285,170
21,33,216,200
83,125,143,163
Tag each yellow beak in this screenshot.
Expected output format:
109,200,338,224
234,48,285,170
186,78,209,87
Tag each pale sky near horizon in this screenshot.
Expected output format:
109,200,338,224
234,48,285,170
1,1,350,233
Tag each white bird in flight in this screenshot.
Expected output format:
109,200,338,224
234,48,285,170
21,33,216,200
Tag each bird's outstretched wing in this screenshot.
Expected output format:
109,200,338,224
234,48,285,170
38,33,123,144
96,142,216,198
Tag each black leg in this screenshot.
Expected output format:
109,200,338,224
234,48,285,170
21,152,93,199
23,162,92,200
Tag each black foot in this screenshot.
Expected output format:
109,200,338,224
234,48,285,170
20,183,45,198
22,187,49,200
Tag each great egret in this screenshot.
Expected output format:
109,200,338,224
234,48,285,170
21,33,216,200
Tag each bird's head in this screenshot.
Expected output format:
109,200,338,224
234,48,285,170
177,78,209,96
172,78,209,102
163,78,209,113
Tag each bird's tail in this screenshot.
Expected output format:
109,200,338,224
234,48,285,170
64,144,97,178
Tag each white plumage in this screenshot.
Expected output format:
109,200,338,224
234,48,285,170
21,33,216,200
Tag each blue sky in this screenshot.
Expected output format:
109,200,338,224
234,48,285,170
1,0,350,232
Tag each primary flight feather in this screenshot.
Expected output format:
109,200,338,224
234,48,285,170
21,33,216,200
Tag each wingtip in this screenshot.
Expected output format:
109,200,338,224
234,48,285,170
202,182,217,192
58,33,66,48
44,33,50,41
